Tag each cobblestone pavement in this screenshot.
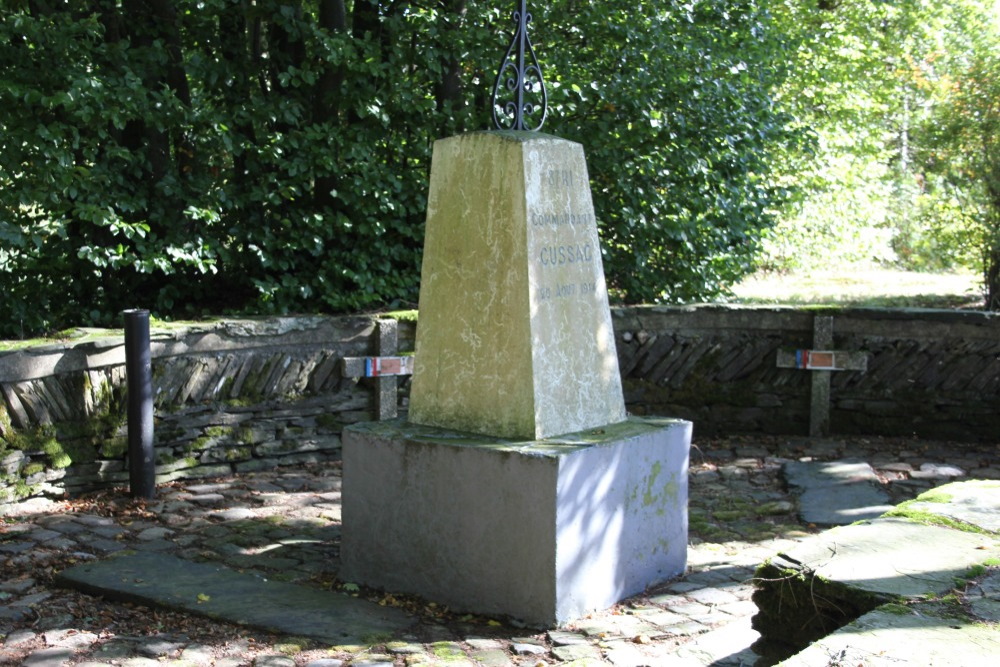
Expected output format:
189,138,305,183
2,435,997,666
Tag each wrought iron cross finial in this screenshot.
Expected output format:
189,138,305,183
491,0,548,131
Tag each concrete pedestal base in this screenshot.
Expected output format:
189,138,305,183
341,416,691,627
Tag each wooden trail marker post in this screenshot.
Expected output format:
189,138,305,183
341,319,413,421
776,315,868,437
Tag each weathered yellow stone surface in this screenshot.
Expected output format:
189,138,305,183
409,131,626,439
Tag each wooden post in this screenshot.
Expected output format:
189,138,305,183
341,319,414,421
775,315,868,437
810,316,833,437
376,319,399,421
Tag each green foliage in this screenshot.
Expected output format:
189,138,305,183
0,1,800,335
760,0,1000,305
541,0,802,303
910,4,1000,306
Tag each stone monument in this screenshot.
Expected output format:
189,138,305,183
407,130,627,440
341,1,691,626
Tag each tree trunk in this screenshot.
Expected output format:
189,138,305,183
986,246,1000,310
218,0,256,187
313,0,347,211
314,0,347,122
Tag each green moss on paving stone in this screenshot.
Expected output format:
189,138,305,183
913,489,954,504
360,632,394,646
431,641,467,660
880,602,913,615
884,504,993,535
275,638,311,654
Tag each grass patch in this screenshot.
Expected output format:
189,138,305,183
731,268,982,309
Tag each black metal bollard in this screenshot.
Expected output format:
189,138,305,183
124,309,155,499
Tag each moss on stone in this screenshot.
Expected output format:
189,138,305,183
22,463,45,476
0,403,14,440
224,446,251,461
223,397,256,408
0,472,36,502
430,642,464,660
879,602,913,615
913,488,954,504
100,436,128,459
884,504,992,535
156,452,177,466
380,310,418,322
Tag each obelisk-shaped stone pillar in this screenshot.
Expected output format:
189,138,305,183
409,131,627,440
342,130,690,627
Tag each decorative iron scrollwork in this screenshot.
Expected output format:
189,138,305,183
491,0,548,132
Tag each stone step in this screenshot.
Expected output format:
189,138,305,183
56,551,414,644
751,480,1000,663
778,600,1000,666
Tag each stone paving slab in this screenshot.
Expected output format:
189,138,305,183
753,480,1000,662
763,517,998,599
3,438,998,665
56,551,414,645
902,479,1000,533
754,518,999,652
777,606,1000,666
783,460,893,525
966,569,1000,622
656,616,759,666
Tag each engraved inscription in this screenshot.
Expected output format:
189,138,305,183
538,243,593,267
545,169,577,188
530,212,595,227
530,167,601,304
537,280,601,302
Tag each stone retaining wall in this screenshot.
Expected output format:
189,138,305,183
0,316,415,507
616,306,1000,441
2,306,998,507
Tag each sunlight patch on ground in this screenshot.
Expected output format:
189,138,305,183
732,268,982,308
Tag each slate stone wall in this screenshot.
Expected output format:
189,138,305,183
2,306,998,507
0,316,413,507
615,306,1000,441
